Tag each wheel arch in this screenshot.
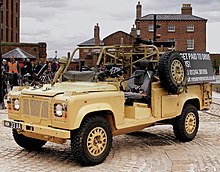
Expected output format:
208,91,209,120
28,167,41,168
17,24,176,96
81,110,117,133
184,98,200,110
73,104,117,133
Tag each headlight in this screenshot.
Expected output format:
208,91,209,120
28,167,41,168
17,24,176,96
55,104,63,117
14,99,20,110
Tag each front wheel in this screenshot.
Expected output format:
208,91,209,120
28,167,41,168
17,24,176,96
172,104,199,142
71,116,112,166
13,129,47,150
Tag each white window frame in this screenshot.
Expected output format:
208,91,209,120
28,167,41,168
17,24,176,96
187,25,194,32
187,39,194,50
148,24,154,32
168,25,175,32
83,49,89,53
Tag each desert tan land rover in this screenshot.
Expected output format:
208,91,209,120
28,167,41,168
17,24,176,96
2,44,214,166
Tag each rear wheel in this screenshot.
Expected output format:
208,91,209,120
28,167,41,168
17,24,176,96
173,104,199,142
71,116,112,166
13,129,47,150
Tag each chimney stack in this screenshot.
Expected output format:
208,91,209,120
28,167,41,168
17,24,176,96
94,23,100,46
181,4,192,15
136,1,142,19
130,24,137,38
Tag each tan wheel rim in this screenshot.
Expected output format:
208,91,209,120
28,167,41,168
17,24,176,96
87,127,107,156
171,59,184,84
185,112,196,134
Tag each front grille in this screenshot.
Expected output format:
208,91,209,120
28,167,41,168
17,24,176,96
23,99,30,115
30,100,41,117
23,98,49,118
41,101,49,118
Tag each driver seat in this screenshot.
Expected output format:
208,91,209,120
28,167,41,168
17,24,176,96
124,60,154,101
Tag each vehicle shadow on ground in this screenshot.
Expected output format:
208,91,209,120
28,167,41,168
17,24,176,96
9,129,180,167
125,130,178,146
30,145,78,165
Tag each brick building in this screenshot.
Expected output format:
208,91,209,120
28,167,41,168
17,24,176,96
2,42,47,62
0,0,47,62
103,31,134,46
134,2,207,52
78,2,209,67
78,24,134,67
77,24,103,67
1,0,20,43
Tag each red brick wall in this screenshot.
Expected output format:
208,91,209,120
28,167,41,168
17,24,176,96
103,31,135,46
78,48,99,68
78,31,135,67
79,49,93,61
2,0,20,42
2,42,47,62
138,20,206,52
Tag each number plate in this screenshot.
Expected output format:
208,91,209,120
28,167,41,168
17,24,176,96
4,121,22,130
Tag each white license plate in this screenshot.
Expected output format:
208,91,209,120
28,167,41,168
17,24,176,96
4,121,22,130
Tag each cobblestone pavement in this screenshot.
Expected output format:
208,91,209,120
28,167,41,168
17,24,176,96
0,104,220,172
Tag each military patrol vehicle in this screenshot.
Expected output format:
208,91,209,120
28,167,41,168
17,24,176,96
3,43,214,166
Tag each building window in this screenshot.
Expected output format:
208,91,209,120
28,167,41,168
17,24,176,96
6,29,8,42
11,0,14,13
1,29,3,42
6,11,9,27
1,11,3,24
16,3,19,13
16,33,19,42
187,39,194,50
16,17,19,28
187,25,194,32
6,0,9,10
168,25,175,32
148,24,154,32
11,30,13,42
83,49,89,53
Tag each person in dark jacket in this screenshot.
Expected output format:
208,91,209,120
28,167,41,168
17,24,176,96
19,58,25,76
24,58,33,75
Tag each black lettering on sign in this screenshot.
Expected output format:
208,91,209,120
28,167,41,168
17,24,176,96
180,52,215,84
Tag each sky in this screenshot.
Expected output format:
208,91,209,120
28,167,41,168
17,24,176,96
20,0,220,58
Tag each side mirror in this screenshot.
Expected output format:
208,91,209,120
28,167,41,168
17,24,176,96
134,70,145,86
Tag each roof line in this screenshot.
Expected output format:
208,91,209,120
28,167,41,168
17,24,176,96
139,14,207,21
16,47,26,58
103,30,133,40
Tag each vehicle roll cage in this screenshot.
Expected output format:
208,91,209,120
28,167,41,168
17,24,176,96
64,45,161,75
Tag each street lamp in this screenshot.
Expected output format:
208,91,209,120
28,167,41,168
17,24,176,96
0,1,3,109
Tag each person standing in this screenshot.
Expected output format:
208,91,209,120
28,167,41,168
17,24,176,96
33,60,43,74
24,58,33,75
19,58,25,76
2,59,8,97
2,59,7,75
7,56,20,87
51,60,59,73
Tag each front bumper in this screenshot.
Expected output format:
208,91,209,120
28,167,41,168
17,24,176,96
2,119,71,139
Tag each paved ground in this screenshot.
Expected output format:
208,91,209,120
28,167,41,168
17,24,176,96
0,103,220,172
